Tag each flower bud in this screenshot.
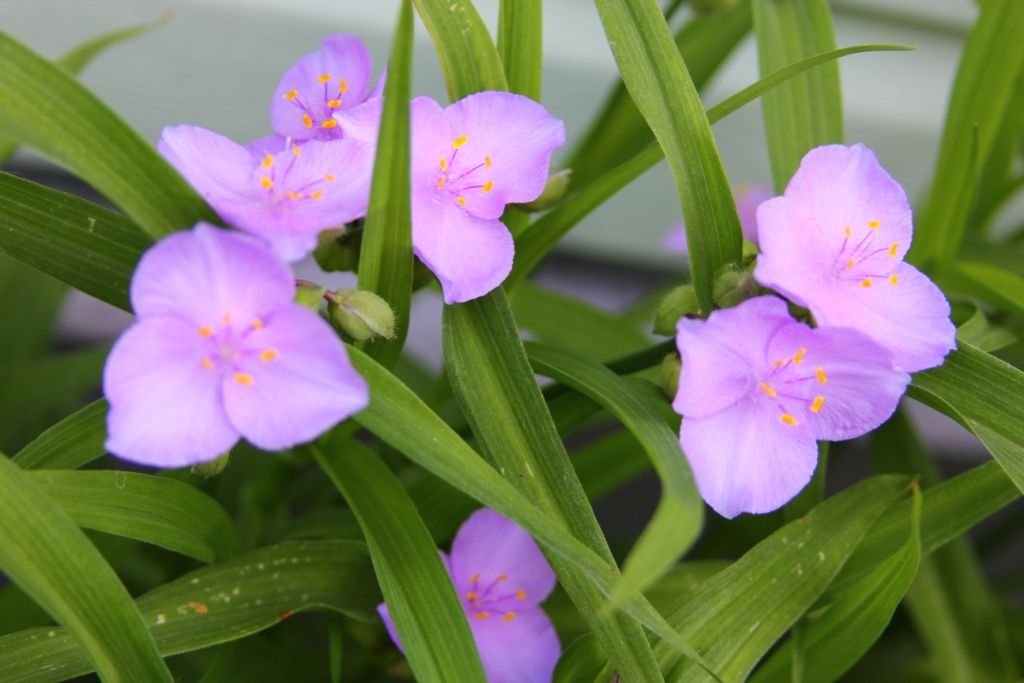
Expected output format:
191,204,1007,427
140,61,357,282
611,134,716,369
328,289,396,341
660,353,681,400
294,281,327,312
191,452,230,478
653,284,700,336
313,224,362,273
517,169,572,211
712,268,759,309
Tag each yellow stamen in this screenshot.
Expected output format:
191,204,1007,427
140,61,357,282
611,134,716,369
466,591,479,601
339,78,348,94
759,382,778,398
222,313,232,325
321,119,338,129
810,396,825,414
845,258,856,270
327,99,342,108
283,89,298,101
470,573,480,584
456,196,466,206
861,278,873,288
780,413,799,426
261,154,274,169
324,174,336,182
844,226,852,237
485,155,492,169
318,72,332,84
252,318,264,330
286,191,304,201
889,274,899,285
198,326,213,337
502,612,517,622
234,372,254,386
292,144,302,157
439,158,448,171
772,359,786,368
888,242,899,257
497,574,508,581
302,114,313,129
482,180,494,193
868,220,881,229
437,176,446,190
310,189,325,200
474,611,490,620
259,348,278,363
515,589,527,601
793,347,807,364
200,356,214,370
815,367,828,384
453,135,468,149
260,177,274,189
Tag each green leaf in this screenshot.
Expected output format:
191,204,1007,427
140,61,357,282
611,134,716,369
28,470,237,563
957,306,1017,353
508,44,910,288
954,261,1024,318
913,0,1024,264
752,482,921,683
498,0,542,99
443,292,669,681
0,173,148,311
0,257,66,360
0,32,212,239
313,438,486,683
412,0,506,99
0,17,167,163
593,0,742,311
0,540,379,682
357,0,414,369
753,0,841,191
654,476,907,683
13,399,109,470
525,342,702,604
0,452,171,682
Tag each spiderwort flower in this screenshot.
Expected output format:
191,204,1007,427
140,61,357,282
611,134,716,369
673,296,909,518
103,223,369,468
754,144,955,372
378,509,561,683
411,92,566,303
270,34,384,143
159,127,372,261
664,183,773,254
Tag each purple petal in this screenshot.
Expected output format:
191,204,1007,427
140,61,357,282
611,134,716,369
270,34,374,140
130,223,294,326
810,262,956,372
377,603,405,654
104,317,238,467
663,223,688,255
220,304,368,451
471,608,561,683
411,96,453,187
412,190,514,304
681,396,818,518
159,125,258,207
244,134,289,157
441,91,565,220
766,322,910,441
449,509,556,609
735,183,773,246
331,96,382,143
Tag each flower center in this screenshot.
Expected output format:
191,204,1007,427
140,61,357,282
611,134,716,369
434,134,495,208
254,144,338,203
757,346,829,426
462,571,525,623
196,314,278,386
831,220,900,288
281,72,349,131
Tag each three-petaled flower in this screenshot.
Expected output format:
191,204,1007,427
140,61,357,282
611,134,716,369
411,92,565,303
673,296,910,518
378,509,561,682
103,223,368,467
754,144,956,372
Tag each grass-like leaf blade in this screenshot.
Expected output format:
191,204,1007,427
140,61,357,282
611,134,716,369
498,0,542,98
412,0,506,99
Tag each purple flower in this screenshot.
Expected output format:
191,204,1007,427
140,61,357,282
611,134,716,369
663,183,773,254
378,509,561,682
673,295,909,518
159,127,372,261
103,223,368,468
754,144,955,372
270,34,384,143
411,92,566,303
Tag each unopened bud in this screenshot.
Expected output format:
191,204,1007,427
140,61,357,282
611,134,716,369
712,268,759,309
517,169,572,211
328,289,396,341
191,452,230,478
314,224,362,272
660,353,681,400
294,281,327,312
653,284,700,336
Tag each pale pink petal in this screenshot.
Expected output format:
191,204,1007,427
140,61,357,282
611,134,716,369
471,608,561,683
159,125,257,207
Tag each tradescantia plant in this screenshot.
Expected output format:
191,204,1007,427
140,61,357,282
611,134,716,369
0,0,1023,681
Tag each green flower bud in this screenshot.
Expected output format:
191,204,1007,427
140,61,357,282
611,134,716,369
294,281,327,312
328,289,396,341
314,223,362,272
191,452,230,478
660,353,681,400
517,169,572,211
712,268,759,309
653,284,700,336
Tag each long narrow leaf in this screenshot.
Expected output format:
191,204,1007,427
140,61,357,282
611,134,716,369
498,0,542,99
412,0,506,99
13,400,109,470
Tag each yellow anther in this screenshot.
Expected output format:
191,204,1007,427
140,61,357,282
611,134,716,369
453,135,468,149
233,372,254,386
259,348,278,363
327,99,342,108
318,72,332,84
339,78,348,94
286,191,304,201
482,180,494,193
497,574,508,581
845,258,856,270
310,189,325,200
515,589,527,601
292,144,302,157
889,274,899,285
198,326,214,337
283,89,299,101
759,382,778,398
456,196,467,206
252,318,264,330
861,278,874,288
437,176,446,190
474,611,490,620
485,155,492,169
815,367,828,384
772,359,786,368
302,114,313,129
260,177,274,189
200,356,214,370
321,119,338,129
222,313,232,325
502,612,517,622
466,591,479,601
868,220,881,229
324,173,336,182
439,158,448,171
470,573,480,584
780,413,799,426
844,226,852,237
810,395,825,414
793,347,807,364
261,154,274,169
888,242,899,257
